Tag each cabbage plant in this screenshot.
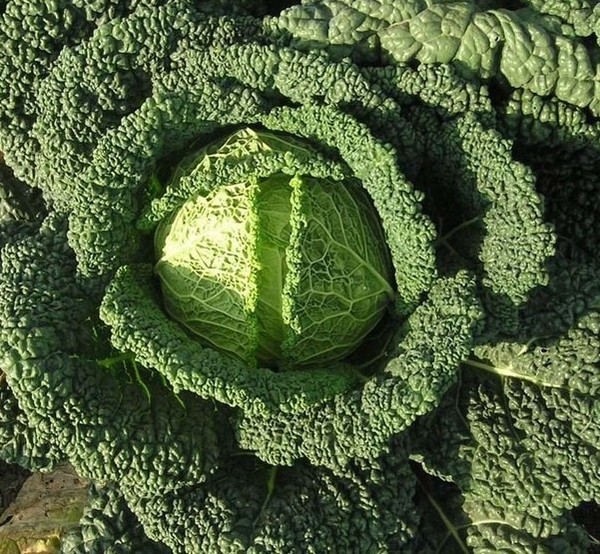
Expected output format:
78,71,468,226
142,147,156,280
154,129,394,368
0,0,597,552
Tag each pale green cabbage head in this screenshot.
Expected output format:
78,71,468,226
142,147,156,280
154,129,394,369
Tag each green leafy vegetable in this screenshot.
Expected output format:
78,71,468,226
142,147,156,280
153,129,394,369
0,0,597,552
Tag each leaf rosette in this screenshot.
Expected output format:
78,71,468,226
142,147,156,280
1,0,593,551
0,0,555,466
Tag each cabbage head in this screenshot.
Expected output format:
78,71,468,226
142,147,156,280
154,128,394,369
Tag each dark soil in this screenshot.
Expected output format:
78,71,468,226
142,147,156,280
0,460,30,520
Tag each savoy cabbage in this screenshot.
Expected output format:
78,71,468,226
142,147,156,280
152,128,394,369
0,0,598,552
